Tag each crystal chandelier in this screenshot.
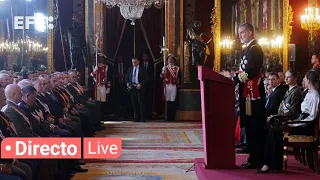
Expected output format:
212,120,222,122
99,0,161,25
301,4,320,55
301,7,320,31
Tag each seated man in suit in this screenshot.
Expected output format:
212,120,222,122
126,57,148,122
67,71,103,131
0,84,33,180
265,73,287,117
3,84,60,179
3,84,38,137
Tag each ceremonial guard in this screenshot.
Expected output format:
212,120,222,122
91,54,111,103
160,55,182,121
232,23,266,168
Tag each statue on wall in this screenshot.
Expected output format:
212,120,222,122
185,20,211,83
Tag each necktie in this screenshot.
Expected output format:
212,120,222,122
132,68,136,84
265,96,270,108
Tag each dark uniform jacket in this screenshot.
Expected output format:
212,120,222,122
233,39,265,127
265,84,287,117
4,100,38,137
276,86,303,116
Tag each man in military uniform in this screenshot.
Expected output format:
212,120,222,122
311,53,320,74
233,23,266,168
160,55,181,121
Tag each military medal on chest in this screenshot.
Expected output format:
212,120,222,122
240,55,248,71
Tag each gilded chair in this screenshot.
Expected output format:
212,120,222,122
282,115,319,174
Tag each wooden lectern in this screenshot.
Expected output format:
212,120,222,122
198,66,236,169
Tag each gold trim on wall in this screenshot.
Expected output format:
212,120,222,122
85,0,89,51
180,0,184,75
282,0,292,73
47,0,54,73
165,0,176,55
94,1,105,54
211,0,221,72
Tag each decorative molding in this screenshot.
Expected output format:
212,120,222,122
94,1,105,54
282,0,291,73
211,0,221,72
47,0,54,73
85,0,89,89
239,0,247,25
180,0,184,81
165,0,176,55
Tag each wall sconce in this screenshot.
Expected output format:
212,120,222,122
301,6,320,55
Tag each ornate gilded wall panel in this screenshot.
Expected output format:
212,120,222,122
94,1,105,55
282,0,292,73
165,0,176,55
180,0,184,78
211,0,221,72
47,0,54,73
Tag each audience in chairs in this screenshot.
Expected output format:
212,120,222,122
0,70,95,180
258,70,319,173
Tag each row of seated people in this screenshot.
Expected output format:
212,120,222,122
0,70,104,179
250,69,319,172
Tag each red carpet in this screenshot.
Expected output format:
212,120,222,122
195,155,319,180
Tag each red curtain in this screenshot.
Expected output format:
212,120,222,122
139,7,164,60
140,7,165,115
104,7,125,60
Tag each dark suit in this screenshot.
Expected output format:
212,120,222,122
276,86,303,116
114,62,132,118
265,84,287,117
126,65,148,121
4,100,38,137
143,61,154,118
19,101,52,137
233,39,266,167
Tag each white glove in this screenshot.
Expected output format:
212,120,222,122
94,66,98,72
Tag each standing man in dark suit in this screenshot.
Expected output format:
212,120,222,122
142,53,154,119
126,57,148,122
114,55,130,118
233,23,266,169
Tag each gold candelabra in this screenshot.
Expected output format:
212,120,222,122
301,7,320,31
258,36,283,50
258,36,284,65
0,39,48,70
220,37,233,70
220,37,233,54
301,6,320,55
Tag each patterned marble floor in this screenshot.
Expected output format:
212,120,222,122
72,121,202,180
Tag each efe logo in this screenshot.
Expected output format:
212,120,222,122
14,13,54,32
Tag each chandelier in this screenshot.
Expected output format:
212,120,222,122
301,4,320,55
99,0,161,25
301,7,320,31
